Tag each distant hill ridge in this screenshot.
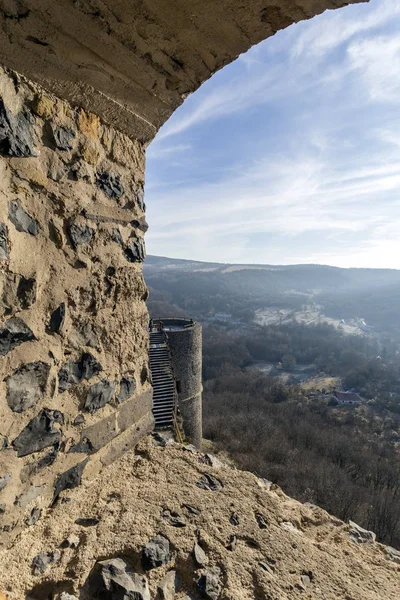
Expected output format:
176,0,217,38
144,256,400,337
146,255,400,274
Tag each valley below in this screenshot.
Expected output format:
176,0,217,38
145,256,400,550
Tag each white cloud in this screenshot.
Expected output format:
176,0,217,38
146,0,400,268
291,0,400,60
147,143,192,159
155,0,400,142
147,144,400,243
347,35,400,102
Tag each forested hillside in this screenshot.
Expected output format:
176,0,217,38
144,256,400,548
145,255,400,338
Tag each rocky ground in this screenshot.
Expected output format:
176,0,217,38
0,435,399,600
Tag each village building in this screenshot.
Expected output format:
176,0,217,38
334,391,364,405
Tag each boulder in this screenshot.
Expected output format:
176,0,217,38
349,521,376,544
80,353,103,380
31,550,61,575
183,504,201,516
21,447,58,479
142,535,171,570
6,361,50,412
0,317,36,356
183,444,197,454
47,154,66,181
386,545,400,563
194,543,209,567
196,568,222,600
12,409,63,457
75,517,99,527
97,557,150,600
84,380,116,413
301,571,313,586
8,200,39,236
203,454,225,469
0,98,36,157
196,474,223,492
2,273,35,312
157,570,176,600
15,485,46,508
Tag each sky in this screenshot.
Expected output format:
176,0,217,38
145,0,400,269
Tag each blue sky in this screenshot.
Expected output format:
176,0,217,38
145,0,400,269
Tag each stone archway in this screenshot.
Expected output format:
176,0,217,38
0,0,368,542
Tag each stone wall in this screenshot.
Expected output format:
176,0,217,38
0,65,153,545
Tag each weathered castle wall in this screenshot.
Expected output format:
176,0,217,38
0,65,153,544
0,0,368,548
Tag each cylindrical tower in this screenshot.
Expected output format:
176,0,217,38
154,318,202,448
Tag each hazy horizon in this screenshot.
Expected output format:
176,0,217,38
145,0,400,270
146,254,400,272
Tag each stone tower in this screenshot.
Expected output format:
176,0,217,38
153,319,203,449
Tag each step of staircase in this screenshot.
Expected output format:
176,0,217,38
149,328,177,430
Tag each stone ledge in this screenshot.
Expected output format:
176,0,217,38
70,390,153,453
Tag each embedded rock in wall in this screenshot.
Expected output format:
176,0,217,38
116,375,137,404
0,223,7,259
58,353,103,393
8,199,39,236
0,317,36,356
12,409,64,457
0,98,36,157
6,361,50,412
0,64,153,544
85,380,116,413
48,303,65,333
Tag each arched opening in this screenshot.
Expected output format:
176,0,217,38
1,2,400,599
144,0,400,551
0,0,388,549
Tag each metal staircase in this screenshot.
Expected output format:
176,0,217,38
149,329,177,429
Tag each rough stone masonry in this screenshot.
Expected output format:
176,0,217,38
0,0,367,546
0,65,154,543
